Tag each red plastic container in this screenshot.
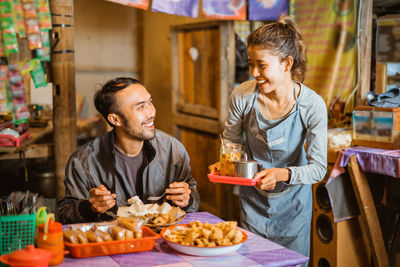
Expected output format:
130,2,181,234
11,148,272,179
64,226,160,258
0,130,30,147
0,245,51,267
207,172,260,186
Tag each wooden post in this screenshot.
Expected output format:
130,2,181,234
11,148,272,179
355,0,373,105
326,24,347,110
347,155,389,267
375,63,387,94
49,0,76,200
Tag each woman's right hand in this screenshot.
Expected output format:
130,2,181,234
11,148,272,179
208,162,220,173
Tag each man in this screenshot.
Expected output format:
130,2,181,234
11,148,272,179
57,77,200,224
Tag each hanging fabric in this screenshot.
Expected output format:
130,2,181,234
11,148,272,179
152,0,199,18
202,0,246,20
248,0,289,21
106,0,149,10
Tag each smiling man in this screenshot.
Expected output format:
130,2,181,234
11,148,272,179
57,77,200,224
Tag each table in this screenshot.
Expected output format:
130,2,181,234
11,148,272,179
60,212,308,267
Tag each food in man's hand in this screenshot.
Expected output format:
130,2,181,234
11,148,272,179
164,220,245,247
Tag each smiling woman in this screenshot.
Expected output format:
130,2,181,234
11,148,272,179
209,15,328,266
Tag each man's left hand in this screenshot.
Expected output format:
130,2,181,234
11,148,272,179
165,182,191,207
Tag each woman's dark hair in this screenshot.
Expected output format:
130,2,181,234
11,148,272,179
94,77,141,127
247,15,306,82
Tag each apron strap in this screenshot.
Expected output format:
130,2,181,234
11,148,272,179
293,82,306,130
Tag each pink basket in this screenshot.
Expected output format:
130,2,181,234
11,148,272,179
0,130,30,147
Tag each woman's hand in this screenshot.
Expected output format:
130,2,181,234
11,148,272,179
254,168,290,191
208,162,220,173
166,182,191,207
89,184,116,213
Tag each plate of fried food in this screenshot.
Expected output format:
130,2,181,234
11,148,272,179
117,196,186,232
160,220,247,256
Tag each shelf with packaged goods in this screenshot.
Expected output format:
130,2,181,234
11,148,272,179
0,117,104,160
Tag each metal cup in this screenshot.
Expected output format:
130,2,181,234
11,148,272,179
234,160,262,179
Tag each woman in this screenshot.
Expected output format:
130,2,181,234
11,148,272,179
211,15,327,261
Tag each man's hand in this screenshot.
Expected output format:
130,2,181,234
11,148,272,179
165,182,191,208
254,168,290,191
88,184,116,214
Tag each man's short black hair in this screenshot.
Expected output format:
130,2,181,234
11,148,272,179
94,77,142,127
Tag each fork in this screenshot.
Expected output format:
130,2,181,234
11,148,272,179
147,177,190,201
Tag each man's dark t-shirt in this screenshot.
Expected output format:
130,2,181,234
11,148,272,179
114,146,144,199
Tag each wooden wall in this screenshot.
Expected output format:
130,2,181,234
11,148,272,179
74,0,139,118
141,11,208,134
74,0,210,135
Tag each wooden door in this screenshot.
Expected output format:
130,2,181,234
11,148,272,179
171,21,237,220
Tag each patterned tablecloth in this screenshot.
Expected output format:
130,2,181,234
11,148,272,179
60,212,308,267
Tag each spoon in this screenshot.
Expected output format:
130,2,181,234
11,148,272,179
147,177,190,201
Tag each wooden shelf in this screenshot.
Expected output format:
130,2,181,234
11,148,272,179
0,117,104,160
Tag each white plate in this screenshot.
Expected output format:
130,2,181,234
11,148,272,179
160,224,247,256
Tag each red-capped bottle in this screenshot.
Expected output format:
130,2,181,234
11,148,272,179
37,214,64,265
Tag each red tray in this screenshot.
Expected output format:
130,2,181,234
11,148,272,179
64,226,160,258
207,172,260,186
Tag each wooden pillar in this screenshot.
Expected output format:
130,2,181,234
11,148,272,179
356,0,373,105
375,63,387,94
49,0,76,200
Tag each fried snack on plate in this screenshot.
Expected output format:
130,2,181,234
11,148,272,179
118,197,186,226
152,213,170,225
164,220,245,247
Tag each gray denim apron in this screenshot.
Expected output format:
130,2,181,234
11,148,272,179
240,84,312,261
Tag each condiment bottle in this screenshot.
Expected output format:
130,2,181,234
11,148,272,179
37,214,64,265
35,206,48,245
